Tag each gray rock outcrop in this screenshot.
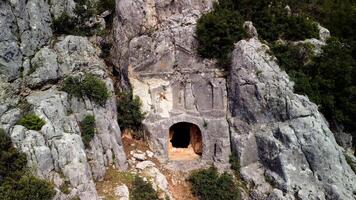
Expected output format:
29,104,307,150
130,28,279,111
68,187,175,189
114,0,231,164
1,34,127,200
0,0,52,80
228,37,356,199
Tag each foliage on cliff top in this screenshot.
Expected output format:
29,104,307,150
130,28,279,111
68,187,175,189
196,0,318,68
0,129,55,200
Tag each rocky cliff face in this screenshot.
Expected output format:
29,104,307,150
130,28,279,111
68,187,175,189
114,0,231,164
228,37,356,199
0,1,126,199
0,0,355,200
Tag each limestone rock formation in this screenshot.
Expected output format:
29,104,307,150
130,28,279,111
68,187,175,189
114,0,231,164
0,1,127,199
4,36,127,200
228,37,356,200
1,0,355,200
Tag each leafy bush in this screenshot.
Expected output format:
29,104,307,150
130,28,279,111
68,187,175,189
0,129,55,200
117,91,145,133
81,74,110,105
79,115,96,148
52,12,85,36
188,167,241,200
16,114,46,131
0,129,27,181
130,176,159,200
61,76,82,97
196,4,245,68
61,74,109,105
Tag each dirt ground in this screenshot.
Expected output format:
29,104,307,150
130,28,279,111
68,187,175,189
96,136,198,200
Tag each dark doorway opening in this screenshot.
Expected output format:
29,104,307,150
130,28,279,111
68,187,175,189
170,122,191,148
168,122,202,160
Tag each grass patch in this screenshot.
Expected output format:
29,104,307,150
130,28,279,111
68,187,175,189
16,114,45,131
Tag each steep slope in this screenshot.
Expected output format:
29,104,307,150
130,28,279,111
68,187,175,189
0,1,127,199
228,36,356,199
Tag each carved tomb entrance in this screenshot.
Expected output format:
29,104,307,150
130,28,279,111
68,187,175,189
168,122,202,160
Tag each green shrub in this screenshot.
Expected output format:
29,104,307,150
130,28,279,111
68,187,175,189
0,129,55,200
196,4,245,68
188,167,241,200
52,12,82,36
130,176,159,200
0,129,27,181
81,74,109,105
0,175,55,200
61,76,82,97
97,0,116,14
117,91,145,133
16,114,46,131
61,74,109,105
79,115,96,148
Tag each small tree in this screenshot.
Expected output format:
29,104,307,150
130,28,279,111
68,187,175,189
117,91,145,134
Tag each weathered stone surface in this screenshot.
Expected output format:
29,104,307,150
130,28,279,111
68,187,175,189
136,160,156,170
49,0,76,18
114,0,230,164
0,0,52,80
26,47,59,88
0,35,128,200
228,37,356,199
115,184,129,200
